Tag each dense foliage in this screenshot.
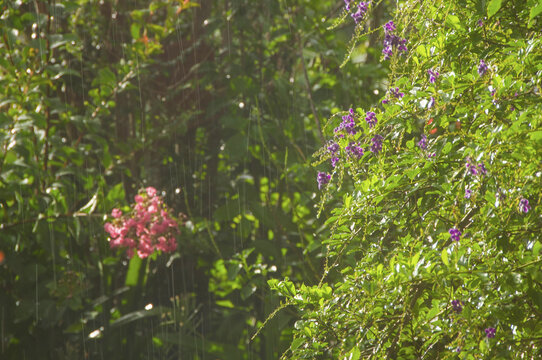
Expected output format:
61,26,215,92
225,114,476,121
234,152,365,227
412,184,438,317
2,0,540,359
0,0,392,358
272,0,542,358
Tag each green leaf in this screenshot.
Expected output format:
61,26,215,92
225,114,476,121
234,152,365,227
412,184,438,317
130,23,140,40
445,15,462,30
529,2,542,20
441,249,449,266
291,337,304,351
347,347,361,360
442,142,452,154
533,241,542,256
106,182,125,205
416,44,428,58
216,300,234,308
110,307,161,327
487,0,503,18
125,256,142,287
529,130,542,141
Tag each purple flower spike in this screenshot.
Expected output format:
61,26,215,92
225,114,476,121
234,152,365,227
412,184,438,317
427,96,435,109
390,87,404,99
382,46,393,60
477,162,487,176
451,300,463,314
417,134,427,150
346,142,364,158
327,141,339,154
365,111,377,128
334,112,357,135
382,21,407,59
519,198,531,213
427,69,440,83
317,172,331,190
370,134,383,154
478,59,489,76
384,21,396,33
465,188,472,199
485,327,496,338
465,157,478,175
449,228,461,241
351,2,368,23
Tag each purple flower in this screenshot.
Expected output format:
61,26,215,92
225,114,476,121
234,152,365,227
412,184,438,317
417,134,427,150
351,2,368,23
485,327,496,338
427,96,435,109
398,38,408,53
465,157,478,176
334,111,357,136
389,87,404,99
465,188,472,199
344,0,352,11
370,134,383,154
327,141,340,154
465,157,488,176
478,19,484,27
382,46,393,60
382,99,389,105
346,142,364,158
478,59,488,76
317,172,331,190
519,198,531,213
427,69,439,83
477,162,487,176
382,21,407,60
331,157,340,167
365,111,377,128
451,300,463,314
449,228,461,242
384,21,396,33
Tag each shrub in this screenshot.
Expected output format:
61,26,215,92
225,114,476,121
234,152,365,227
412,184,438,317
271,0,542,358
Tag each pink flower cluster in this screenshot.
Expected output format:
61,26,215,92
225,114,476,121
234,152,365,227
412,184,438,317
104,187,179,259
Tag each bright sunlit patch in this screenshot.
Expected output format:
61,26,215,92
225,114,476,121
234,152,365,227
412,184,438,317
238,102,245,109
89,328,102,339
145,303,153,310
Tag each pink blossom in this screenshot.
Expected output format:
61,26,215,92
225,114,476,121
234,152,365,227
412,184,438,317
146,187,157,197
150,222,167,235
167,237,177,251
104,223,119,238
106,186,181,259
111,208,122,218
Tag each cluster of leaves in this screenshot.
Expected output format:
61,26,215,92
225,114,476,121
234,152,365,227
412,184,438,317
273,0,542,358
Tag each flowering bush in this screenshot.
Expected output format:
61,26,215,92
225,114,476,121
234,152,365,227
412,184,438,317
272,0,542,358
104,187,180,258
